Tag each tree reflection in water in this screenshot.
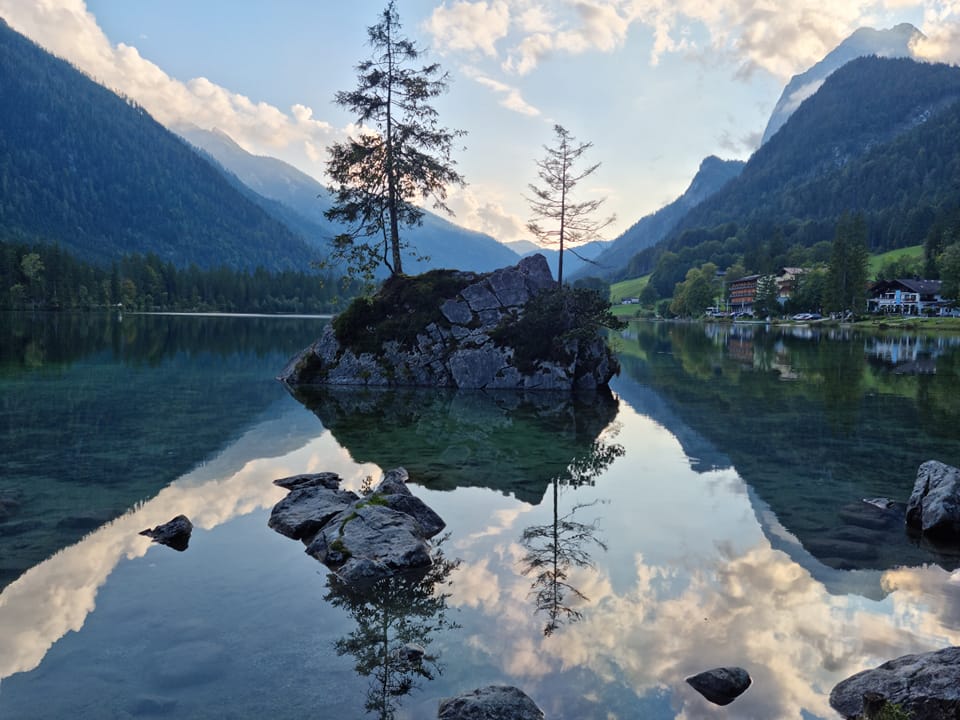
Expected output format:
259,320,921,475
520,428,625,636
323,541,460,720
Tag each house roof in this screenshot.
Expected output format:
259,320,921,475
871,278,942,295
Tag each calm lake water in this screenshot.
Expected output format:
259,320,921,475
2,312,960,719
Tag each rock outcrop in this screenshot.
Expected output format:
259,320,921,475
830,646,960,719
139,515,193,551
907,460,960,541
278,254,619,392
268,468,446,585
437,686,545,720
685,666,752,706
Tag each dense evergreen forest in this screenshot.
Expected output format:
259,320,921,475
0,19,316,271
0,240,360,313
618,57,960,292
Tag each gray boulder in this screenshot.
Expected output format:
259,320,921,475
685,666,751,706
272,472,342,491
438,686,545,720
269,467,446,585
830,646,960,719
139,515,193,552
306,504,432,585
906,460,960,540
268,484,359,541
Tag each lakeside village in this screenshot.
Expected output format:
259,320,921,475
621,269,957,321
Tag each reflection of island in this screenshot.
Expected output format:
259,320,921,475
289,387,620,504
520,429,622,635
324,544,460,720
617,321,960,574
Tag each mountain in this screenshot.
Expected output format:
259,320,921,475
572,156,745,281
0,19,315,271
625,56,960,287
670,57,960,240
761,23,923,145
175,125,521,275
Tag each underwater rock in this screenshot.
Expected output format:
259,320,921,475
139,514,193,551
685,666,752,706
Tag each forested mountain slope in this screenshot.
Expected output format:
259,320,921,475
581,156,744,282
623,57,960,278
0,19,315,270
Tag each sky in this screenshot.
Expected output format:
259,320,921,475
3,1,959,245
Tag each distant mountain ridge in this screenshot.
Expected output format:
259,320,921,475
614,55,960,284
669,57,960,240
0,20,315,271
574,156,745,281
175,125,521,276
761,23,923,144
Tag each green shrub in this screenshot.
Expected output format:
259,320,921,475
332,269,476,355
491,287,625,372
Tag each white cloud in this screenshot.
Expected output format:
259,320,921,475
480,0,960,82
464,66,542,115
911,19,960,63
504,31,555,74
425,0,511,56
446,185,531,242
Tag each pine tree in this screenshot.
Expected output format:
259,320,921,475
325,2,465,279
825,213,869,314
526,125,614,286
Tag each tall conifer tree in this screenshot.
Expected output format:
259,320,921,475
325,2,465,279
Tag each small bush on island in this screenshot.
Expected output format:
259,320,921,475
332,269,477,356
491,286,626,373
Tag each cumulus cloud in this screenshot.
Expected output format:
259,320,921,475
446,185,531,242
425,0,511,56
0,0,339,180
432,0,960,83
911,19,960,63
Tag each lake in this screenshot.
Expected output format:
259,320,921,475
2,312,960,719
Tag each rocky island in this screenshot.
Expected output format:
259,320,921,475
278,254,621,392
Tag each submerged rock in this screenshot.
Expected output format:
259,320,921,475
278,254,619,392
830,646,960,719
269,467,446,585
907,460,960,540
685,666,752,706
437,685,545,720
139,514,193,551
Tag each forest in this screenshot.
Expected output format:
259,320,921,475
0,240,360,313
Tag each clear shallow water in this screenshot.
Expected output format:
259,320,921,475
2,314,960,719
